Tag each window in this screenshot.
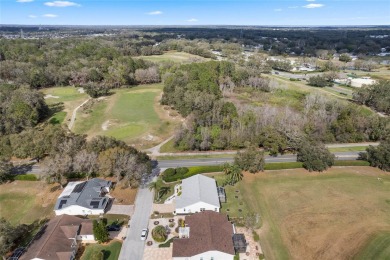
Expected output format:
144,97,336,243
214,208,218,211
200,208,205,211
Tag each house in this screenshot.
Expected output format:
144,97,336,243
172,211,236,260
174,174,220,215
20,215,95,260
54,178,112,216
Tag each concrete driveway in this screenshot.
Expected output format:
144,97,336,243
106,205,134,216
118,187,154,260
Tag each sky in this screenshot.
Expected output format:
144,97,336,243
1,0,389,26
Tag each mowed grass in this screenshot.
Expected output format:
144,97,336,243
354,231,390,260
80,240,122,260
42,86,88,105
218,167,390,260
137,51,209,63
74,84,178,148
0,181,61,225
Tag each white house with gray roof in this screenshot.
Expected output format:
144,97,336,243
175,174,220,215
54,178,112,216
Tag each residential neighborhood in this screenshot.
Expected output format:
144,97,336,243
1,1,390,259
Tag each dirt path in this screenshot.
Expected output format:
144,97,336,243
68,98,91,130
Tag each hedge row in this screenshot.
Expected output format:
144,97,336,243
163,165,223,182
159,237,176,248
14,174,38,181
264,162,303,170
333,160,370,166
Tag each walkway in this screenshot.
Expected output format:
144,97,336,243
68,98,90,130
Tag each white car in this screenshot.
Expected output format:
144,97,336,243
141,228,148,240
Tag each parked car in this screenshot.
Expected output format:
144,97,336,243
141,228,148,240
107,224,121,231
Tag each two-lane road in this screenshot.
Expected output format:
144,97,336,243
157,151,362,168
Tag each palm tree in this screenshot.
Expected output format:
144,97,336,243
157,186,171,202
223,163,243,185
148,181,158,200
152,225,167,242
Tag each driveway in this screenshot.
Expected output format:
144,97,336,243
106,205,134,216
118,187,154,260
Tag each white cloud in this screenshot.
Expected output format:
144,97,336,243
17,0,34,2
28,15,37,18
44,1,80,7
42,14,58,18
288,6,299,9
274,8,282,12
303,3,324,8
147,11,162,15
186,18,198,22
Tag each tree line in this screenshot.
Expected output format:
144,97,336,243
161,61,389,153
353,80,390,115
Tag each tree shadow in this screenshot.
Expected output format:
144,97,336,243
11,163,35,175
102,249,111,260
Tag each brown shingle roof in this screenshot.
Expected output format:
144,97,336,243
20,215,92,260
172,211,235,257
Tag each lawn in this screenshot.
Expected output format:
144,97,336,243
0,181,61,225
328,146,368,153
80,240,122,260
137,51,209,63
73,84,179,148
211,167,390,260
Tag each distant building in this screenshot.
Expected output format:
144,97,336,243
172,211,237,260
20,215,95,260
174,175,220,215
54,178,112,216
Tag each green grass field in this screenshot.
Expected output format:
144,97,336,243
81,240,122,260
74,84,178,148
42,86,88,104
137,51,209,63
210,167,390,260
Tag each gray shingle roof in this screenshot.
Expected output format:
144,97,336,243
175,174,220,209
54,178,111,211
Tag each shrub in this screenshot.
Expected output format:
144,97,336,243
152,225,167,243
253,230,260,242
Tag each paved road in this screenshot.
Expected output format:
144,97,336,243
118,187,154,260
27,151,367,175
157,151,362,168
